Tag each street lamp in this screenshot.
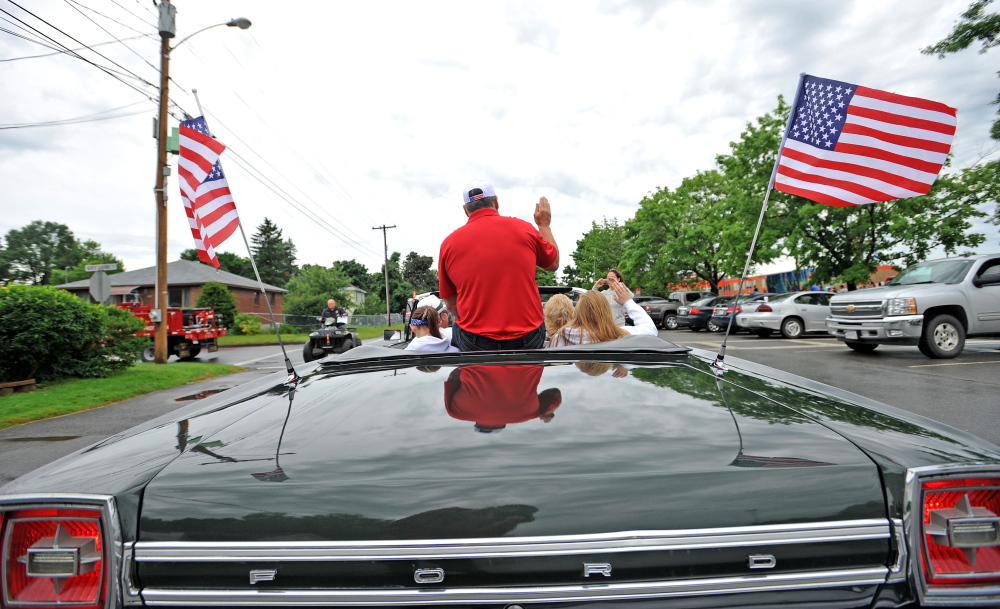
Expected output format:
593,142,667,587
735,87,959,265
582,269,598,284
153,2,251,363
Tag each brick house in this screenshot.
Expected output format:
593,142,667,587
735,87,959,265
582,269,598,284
55,260,287,315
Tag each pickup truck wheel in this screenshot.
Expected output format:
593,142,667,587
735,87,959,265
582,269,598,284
302,341,316,363
141,345,155,363
706,320,722,332
662,314,678,330
919,314,965,359
179,346,201,361
754,329,773,338
780,317,804,339
846,341,878,353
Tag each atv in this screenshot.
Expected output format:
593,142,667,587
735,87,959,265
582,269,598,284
302,318,361,362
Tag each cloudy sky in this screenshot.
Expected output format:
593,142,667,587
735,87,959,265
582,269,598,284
1,0,997,282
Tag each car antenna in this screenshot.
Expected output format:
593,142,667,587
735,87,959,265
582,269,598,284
712,73,805,375
192,89,299,386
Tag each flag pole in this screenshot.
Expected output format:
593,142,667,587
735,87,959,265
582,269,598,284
192,89,299,384
712,73,806,374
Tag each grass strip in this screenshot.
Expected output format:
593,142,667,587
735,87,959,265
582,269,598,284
219,325,404,346
0,363,244,430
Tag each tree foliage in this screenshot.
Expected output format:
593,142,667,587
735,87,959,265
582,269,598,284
560,265,584,287
535,266,558,286
180,249,255,280
570,218,628,285
0,222,122,286
923,0,1000,139
355,292,387,316
0,285,145,382
250,218,297,288
333,259,372,292
283,264,350,318
369,252,414,314
402,252,438,293
195,282,239,329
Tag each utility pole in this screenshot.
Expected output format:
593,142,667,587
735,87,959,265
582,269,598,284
153,1,175,364
372,225,396,326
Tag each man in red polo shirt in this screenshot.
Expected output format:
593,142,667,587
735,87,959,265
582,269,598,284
439,182,559,350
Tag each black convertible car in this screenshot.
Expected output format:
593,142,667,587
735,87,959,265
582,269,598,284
1,332,999,609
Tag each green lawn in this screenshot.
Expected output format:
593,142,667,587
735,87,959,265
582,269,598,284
219,324,404,346
0,363,244,430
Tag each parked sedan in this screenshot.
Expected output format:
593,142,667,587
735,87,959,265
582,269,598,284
676,295,730,331
709,293,770,332
4,326,999,609
738,291,835,338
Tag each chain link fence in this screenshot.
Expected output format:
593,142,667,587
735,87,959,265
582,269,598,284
245,313,404,332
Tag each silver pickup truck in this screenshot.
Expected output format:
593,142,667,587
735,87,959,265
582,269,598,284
826,253,1000,358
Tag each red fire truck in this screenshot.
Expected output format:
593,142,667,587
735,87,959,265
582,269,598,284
118,303,227,362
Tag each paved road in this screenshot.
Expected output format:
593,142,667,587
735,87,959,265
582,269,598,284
661,329,1000,445
2,336,998,487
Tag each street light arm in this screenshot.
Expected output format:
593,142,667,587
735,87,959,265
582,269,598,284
171,18,251,50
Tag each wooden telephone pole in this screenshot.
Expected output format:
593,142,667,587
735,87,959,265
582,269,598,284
372,225,396,326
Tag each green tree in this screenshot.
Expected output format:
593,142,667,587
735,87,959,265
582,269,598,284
571,218,628,285
333,259,372,292
48,240,124,285
355,292,387,315
180,249,255,280
923,1,1000,139
623,171,740,294
283,264,350,318
560,265,584,287
195,282,239,329
369,252,414,314
402,252,438,293
250,218,297,288
2,221,82,285
535,266,558,286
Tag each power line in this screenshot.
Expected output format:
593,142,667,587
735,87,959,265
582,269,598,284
107,0,154,29
64,0,149,36
0,32,153,62
0,100,148,129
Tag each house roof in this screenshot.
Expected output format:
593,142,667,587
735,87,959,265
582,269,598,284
55,260,288,293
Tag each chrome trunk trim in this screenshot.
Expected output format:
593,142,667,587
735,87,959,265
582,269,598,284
133,518,889,562
139,567,887,606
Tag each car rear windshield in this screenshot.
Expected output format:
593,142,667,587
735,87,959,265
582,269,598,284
888,259,974,285
763,293,795,302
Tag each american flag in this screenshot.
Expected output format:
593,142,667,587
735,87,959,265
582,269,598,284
178,116,240,267
774,74,957,207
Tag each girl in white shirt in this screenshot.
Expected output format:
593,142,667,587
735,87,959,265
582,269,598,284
406,306,460,353
549,279,657,347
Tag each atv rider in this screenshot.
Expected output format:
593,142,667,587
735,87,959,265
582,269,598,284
320,298,349,329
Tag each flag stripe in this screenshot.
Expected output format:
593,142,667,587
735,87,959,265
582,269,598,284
847,104,957,136
846,114,955,145
854,85,958,118
774,175,872,207
777,162,904,203
840,122,953,154
778,154,922,200
779,143,935,193
834,139,946,174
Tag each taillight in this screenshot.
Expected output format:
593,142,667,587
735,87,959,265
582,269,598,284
757,304,772,312
690,308,700,314
734,306,742,313
920,477,1000,587
2,507,107,609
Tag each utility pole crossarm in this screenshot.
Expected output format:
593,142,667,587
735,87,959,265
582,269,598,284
372,225,396,327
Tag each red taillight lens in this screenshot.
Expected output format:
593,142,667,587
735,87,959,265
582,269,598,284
2,508,106,608
734,306,742,313
690,308,700,314
921,477,1000,586
757,304,772,312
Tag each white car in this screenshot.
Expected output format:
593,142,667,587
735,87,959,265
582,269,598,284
737,291,835,338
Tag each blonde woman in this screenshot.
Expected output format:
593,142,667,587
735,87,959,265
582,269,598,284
549,279,656,347
405,306,460,353
543,294,575,342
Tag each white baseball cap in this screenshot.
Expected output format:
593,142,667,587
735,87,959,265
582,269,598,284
462,182,496,205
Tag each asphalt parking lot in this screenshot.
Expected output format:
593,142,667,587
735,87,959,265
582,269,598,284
1,333,998,487
663,329,1000,445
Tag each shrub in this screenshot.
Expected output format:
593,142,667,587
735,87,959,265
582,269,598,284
196,282,238,329
0,285,145,383
234,313,262,335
